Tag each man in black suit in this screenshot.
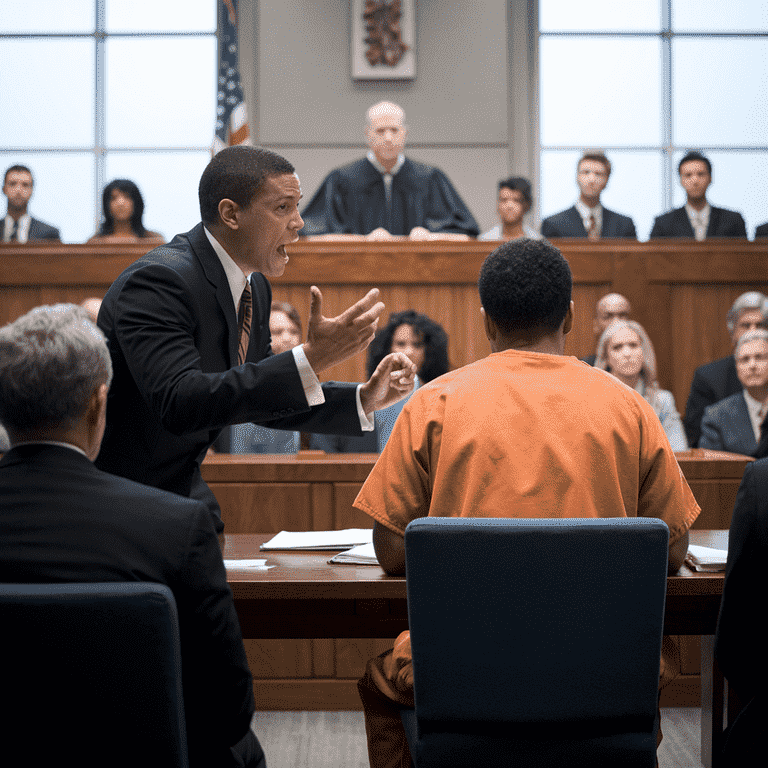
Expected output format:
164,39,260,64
715,458,768,764
0,304,264,768
541,152,636,239
2,165,60,242
95,146,415,531
650,152,747,239
683,291,768,447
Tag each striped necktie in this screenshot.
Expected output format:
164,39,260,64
237,281,252,365
587,214,599,240
9,219,18,242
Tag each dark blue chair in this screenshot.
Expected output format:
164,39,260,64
401,517,669,768
0,582,188,768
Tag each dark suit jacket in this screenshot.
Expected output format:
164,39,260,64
683,355,742,447
0,443,258,768
540,205,636,239
755,222,768,238
715,458,768,702
698,392,756,455
649,206,747,239
96,223,363,529
28,216,60,240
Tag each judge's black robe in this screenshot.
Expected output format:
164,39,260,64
299,157,479,237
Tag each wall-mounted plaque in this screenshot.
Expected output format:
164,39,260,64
352,0,415,80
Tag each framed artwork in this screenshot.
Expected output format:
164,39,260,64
351,0,415,80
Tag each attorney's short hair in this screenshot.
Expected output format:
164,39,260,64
199,146,295,225
0,304,112,436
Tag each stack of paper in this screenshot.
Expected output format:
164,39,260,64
329,542,379,565
685,544,728,572
260,529,373,551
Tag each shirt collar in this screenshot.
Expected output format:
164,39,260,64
204,226,248,310
4,213,31,243
574,198,602,222
366,151,405,177
685,201,710,222
12,440,89,458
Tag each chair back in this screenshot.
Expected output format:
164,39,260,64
403,516,669,768
0,581,188,768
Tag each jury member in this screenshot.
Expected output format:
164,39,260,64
714,458,768,765
699,330,768,456
2,165,60,242
87,179,164,244
214,301,303,454
683,291,768,447
300,101,479,240
541,152,637,239
0,304,264,768
95,146,416,532
582,292,632,366
353,238,699,768
478,176,541,241
595,319,688,451
650,152,747,239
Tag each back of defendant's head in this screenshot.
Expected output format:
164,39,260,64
478,239,572,335
0,304,112,437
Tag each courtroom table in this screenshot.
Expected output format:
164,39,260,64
225,530,728,768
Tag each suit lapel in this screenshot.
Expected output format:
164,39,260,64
602,208,614,237
567,207,588,236
707,207,721,237
186,224,241,366
675,208,695,237
734,394,757,453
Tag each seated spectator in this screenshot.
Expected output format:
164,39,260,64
0,303,264,767
684,291,768,447
541,152,636,239
2,164,60,242
310,310,450,453
582,292,632,366
595,320,688,451
699,330,768,455
87,179,163,244
650,152,747,239
715,457,768,766
478,177,541,241
214,301,303,454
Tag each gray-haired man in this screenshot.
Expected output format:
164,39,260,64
684,291,768,447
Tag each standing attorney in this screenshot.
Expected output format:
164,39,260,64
96,146,415,531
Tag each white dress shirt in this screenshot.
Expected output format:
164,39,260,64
574,199,602,237
3,213,31,243
685,202,710,242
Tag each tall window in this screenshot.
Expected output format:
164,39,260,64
0,0,217,242
538,0,768,240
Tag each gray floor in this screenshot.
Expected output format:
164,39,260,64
252,707,704,768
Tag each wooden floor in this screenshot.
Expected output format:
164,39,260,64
251,707,704,767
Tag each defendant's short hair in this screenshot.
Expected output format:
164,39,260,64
199,146,295,225
0,304,112,436
479,239,572,335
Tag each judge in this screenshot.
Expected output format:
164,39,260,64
300,101,479,241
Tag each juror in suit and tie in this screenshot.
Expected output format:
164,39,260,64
541,152,637,239
650,151,747,240
2,165,60,242
0,305,264,768
699,330,768,456
95,146,416,531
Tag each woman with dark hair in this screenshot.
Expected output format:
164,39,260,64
87,179,163,244
311,310,451,452
478,177,541,241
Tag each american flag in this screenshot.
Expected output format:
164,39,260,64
214,0,251,153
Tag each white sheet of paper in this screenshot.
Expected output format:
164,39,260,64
260,529,374,550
